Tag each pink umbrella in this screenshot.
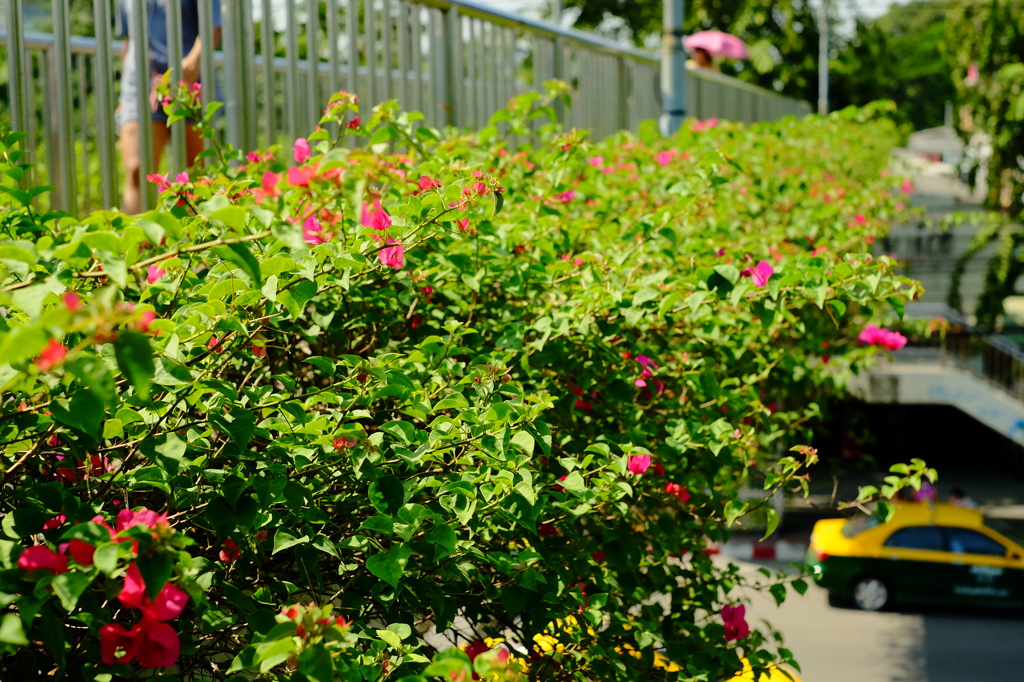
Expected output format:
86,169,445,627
683,31,750,60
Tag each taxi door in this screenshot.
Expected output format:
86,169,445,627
878,526,949,603
936,527,1021,608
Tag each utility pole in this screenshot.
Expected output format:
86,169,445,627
817,0,829,115
660,0,686,136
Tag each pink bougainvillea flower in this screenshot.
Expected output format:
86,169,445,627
43,514,67,530
63,292,82,312
133,310,157,335
965,62,979,87
627,454,651,475
118,563,189,621
66,515,115,565
18,546,69,575
743,260,774,287
293,137,311,163
901,179,914,194
418,175,442,191
633,354,658,386
553,189,576,204
246,151,264,163
361,200,392,231
36,339,68,372
219,539,241,562
859,325,907,351
287,165,317,188
378,237,405,270
131,619,181,668
456,217,470,232
302,215,327,246
858,324,885,345
147,264,167,284
654,149,677,167
175,172,189,184
254,171,282,202
588,156,604,167
116,508,170,535
722,605,750,641
206,336,224,353
147,173,171,191
346,115,360,130
854,213,866,226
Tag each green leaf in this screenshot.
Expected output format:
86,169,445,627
724,499,746,526
425,524,458,563
52,572,93,611
136,552,174,601
278,279,317,320
760,507,780,541
209,205,249,233
365,543,412,587
50,391,104,441
214,243,262,286
298,645,334,682
0,614,28,645
114,331,156,401
210,408,256,455
93,542,122,575
369,476,405,516
139,433,187,475
273,530,311,554
713,264,740,284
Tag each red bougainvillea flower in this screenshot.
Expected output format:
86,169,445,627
652,461,666,476
361,200,392,231
465,640,490,663
206,336,224,353
116,508,171,535
627,454,651,475
293,137,311,163
130,619,181,668
457,217,470,232
63,292,82,312
538,523,558,537
722,605,750,641
43,514,66,530
133,310,156,335
664,482,691,503
147,264,167,284
346,115,360,130
68,515,115,566
333,436,357,450
219,539,241,562
36,339,68,372
379,237,405,270
654,149,677,167
281,604,302,619
591,551,606,562
302,215,327,246
118,563,189,621
100,622,139,665
18,545,69,574
742,260,774,287
252,344,267,357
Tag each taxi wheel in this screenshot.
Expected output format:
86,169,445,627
851,575,891,611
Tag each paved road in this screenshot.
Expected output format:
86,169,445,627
729,557,1024,682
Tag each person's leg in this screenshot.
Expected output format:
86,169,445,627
184,124,204,167
119,120,142,214
151,120,170,176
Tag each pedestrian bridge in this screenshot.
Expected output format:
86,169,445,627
851,324,1024,447
1,0,810,215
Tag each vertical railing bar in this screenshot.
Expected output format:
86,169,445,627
285,0,302,142
487,20,498,121
494,25,507,119
131,0,153,211
410,3,423,115
197,0,216,157
76,52,91,213
306,0,321,130
25,51,37,187
364,0,377,108
94,0,117,208
465,17,477,127
475,18,485,126
327,0,341,97
397,0,409,110
51,0,77,213
222,0,242,151
6,0,28,135
261,0,276,148
165,0,186,176
429,8,443,128
445,7,461,128
380,0,392,102
346,0,359,98
241,0,259,152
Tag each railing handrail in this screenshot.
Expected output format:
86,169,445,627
413,0,658,64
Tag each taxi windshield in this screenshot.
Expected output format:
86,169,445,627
984,517,1024,548
841,515,881,538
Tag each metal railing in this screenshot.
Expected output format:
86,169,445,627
940,332,1024,403
1,0,811,215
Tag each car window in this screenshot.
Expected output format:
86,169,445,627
943,527,1006,557
984,517,1024,548
842,515,881,538
883,526,945,551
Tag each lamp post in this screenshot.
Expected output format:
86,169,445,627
660,0,686,136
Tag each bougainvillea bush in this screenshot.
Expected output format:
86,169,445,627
0,86,919,681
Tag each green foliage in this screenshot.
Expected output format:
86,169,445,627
0,84,916,681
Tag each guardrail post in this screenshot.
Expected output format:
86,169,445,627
6,0,28,135
166,0,186,176
94,0,117,209
51,0,77,214
131,0,155,212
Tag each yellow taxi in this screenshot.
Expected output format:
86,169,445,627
808,502,1024,611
